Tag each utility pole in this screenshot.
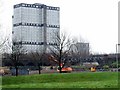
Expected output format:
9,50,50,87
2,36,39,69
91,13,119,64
116,44,120,72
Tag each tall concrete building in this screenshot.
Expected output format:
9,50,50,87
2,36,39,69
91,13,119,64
12,3,60,53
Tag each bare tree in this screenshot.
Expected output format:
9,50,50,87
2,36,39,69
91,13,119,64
0,34,11,67
0,36,9,53
30,51,44,74
49,32,72,73
10,40,26,76
0,25,10,53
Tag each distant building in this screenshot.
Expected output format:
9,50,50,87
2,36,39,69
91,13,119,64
12,3,60,53
70,42,89,56
118,46,120,53
83,62,99,67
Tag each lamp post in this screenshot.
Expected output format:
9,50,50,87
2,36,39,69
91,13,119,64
116,44,120,72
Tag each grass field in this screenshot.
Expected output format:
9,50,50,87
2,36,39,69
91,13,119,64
1,72,118,88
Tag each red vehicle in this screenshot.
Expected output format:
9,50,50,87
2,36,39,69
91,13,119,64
48,55,72,73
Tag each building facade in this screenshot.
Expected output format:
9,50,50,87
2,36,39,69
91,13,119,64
70,43,89,56
12,3,60,53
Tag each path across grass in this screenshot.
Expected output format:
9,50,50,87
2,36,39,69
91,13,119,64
2,72,118,88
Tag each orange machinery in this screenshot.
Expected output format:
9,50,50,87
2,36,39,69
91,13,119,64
90,67,96,72
48,55,72,73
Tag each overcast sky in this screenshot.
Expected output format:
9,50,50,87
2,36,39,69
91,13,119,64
0,0,119,54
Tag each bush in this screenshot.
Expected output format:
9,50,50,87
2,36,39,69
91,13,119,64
103,65,109,71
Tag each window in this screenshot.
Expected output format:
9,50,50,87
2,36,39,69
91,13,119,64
41,42,44,45
12,31,14,34
33,24,36,26
28,4,31,7
19,23,22,25
49,7,51,10
57,8,60,11
41,5,43,8
38,42,40,45
21,4,25,6
32,5,35,7
41,24,44,26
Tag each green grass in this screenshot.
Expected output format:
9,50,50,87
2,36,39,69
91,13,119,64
1,72,118,88
0,76,2,89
